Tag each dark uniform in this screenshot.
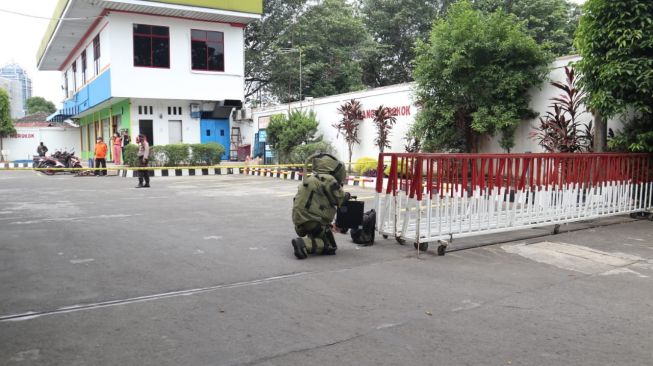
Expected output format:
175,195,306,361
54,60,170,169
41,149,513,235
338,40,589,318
291,153,349,259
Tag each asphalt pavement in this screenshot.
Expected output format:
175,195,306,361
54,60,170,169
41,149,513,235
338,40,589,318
1,170,652,366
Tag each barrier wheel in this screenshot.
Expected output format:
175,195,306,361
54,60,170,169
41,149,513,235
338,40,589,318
339,227,349,234
382,234,388,239
396,237,406,245
437,244,447,256
630,212,650,220
413,242,428,251
553,224,561,235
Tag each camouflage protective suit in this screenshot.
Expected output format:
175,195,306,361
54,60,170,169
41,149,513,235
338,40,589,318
291,153,348,259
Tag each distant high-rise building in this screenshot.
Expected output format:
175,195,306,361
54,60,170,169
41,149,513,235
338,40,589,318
0,63,32,117
0,76,24,119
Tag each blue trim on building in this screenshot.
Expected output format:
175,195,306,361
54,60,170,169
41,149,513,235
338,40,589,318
49,69,112,121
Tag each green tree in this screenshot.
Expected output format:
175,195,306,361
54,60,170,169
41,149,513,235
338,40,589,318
575,0,653,152
244,0,308,103
359,0,439,86
266,0,375,101
412,1,549,152
266,110,319,163
26,96,57,115
473,0,580,56
0,88,16,155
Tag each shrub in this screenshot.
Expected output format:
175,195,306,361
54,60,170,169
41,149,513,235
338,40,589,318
289,141,336,164
124,143,223,167
190,143,224,166
162,144,190,166
123,144,139,167
150,145,166,166
267,110,319,163
353,157,377,176
384,159,412,178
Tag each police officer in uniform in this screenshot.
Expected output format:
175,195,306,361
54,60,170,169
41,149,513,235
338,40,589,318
291,153,350,259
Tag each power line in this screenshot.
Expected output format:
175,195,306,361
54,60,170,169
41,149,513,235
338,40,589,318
0,8,104,21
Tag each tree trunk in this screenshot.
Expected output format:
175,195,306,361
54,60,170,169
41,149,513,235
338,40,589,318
0,137,3,162
348,144,353,173
593,111,607,152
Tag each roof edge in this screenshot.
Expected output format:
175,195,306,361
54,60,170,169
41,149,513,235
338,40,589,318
36,0,70,69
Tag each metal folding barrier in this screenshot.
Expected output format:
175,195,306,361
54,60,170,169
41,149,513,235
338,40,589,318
374,153,653,255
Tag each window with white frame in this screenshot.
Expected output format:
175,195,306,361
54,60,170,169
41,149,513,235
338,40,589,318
63,71,69,98
93,34,101,75
81,50,87,84
71,61,77,91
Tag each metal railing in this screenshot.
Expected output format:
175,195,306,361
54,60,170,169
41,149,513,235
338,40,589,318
375,153,653,255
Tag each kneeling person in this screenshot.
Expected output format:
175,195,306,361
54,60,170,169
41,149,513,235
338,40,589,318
291,153,349,259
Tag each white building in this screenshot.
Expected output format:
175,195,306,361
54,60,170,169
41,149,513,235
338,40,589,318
247,83,416,163
0,76,24,119
38,0,262,161
1,113,80,162
247,56,622,163
0,63,32,118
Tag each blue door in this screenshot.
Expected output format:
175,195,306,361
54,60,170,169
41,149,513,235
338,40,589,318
200,119,230,160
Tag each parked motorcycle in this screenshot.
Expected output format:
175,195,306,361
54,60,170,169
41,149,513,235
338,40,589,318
35,148,82,175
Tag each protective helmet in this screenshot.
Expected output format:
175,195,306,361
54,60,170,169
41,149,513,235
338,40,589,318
307,153,346,185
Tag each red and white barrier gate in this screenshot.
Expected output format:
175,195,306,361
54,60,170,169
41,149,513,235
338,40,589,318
375,153,653,255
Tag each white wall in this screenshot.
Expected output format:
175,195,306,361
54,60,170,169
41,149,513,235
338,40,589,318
2,127,81,161
62,20,111,99
252,56,626,162
252,83,417,163
130,98,201,145
108,13,245,102
233,118,254,149
479,56,624,153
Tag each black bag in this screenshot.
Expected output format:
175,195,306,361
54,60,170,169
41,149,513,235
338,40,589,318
336,200,364,229
350,209,376,245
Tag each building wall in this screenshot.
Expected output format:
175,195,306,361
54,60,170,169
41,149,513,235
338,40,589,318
108,12,245,102
130,98,201,145
0,77,24,119
0,64,32,113
78,99,130,160
251,57,623,163
479,56,624,153
251,84,417,163
62,20,111,101
2,127,80,162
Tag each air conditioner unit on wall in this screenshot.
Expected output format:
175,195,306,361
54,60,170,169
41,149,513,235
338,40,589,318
190,103,200,118
242,109,252,120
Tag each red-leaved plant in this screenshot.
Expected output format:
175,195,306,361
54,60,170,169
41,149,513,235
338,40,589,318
333,99,363,172
530,66,593,152
373,105,397,153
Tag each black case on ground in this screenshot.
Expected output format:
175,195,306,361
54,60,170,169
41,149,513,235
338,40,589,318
336,200,364,229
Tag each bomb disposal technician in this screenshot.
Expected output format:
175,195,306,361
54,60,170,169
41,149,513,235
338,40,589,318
291,153,350,259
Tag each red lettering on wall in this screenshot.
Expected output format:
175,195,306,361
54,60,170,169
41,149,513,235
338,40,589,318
9,133,35,139
361,105,412,120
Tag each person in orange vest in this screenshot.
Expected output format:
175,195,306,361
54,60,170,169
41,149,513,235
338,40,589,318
94,136,108,176
112,132,122,165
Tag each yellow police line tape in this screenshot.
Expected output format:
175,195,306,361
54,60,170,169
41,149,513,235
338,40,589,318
0,164,306,171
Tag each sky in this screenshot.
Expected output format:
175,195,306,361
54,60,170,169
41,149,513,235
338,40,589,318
0,0,62,107
0,0,588,110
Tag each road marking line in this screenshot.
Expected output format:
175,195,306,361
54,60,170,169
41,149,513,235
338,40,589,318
0,272,314,322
